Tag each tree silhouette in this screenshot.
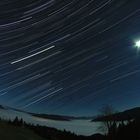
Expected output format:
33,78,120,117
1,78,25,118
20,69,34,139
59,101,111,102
98,104,117,134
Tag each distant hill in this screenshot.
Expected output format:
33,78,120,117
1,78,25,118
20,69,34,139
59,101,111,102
31,113,73,121
31,113,94,121
93,107,140,122
0,105,5,109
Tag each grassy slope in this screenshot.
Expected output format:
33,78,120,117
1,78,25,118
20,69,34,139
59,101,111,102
0,122,46,140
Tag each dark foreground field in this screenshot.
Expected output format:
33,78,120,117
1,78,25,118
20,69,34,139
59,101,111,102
0,122,46,140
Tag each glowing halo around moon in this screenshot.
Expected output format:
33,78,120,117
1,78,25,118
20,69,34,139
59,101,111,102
135,40,140,48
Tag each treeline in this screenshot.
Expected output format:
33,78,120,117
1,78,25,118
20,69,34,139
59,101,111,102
106,118,140,140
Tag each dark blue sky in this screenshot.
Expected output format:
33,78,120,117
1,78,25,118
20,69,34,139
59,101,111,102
0,0,140,116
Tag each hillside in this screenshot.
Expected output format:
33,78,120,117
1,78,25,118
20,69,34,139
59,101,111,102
93,107,140,122
0,122,46,140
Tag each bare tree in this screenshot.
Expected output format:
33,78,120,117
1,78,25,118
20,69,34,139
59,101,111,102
98,104,117,134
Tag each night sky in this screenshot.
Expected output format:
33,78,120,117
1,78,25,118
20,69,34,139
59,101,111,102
0,0,140,116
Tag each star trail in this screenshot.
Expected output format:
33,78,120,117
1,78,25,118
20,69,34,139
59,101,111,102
0,0,140,116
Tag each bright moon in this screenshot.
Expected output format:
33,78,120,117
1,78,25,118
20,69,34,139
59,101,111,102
135,40,140,48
